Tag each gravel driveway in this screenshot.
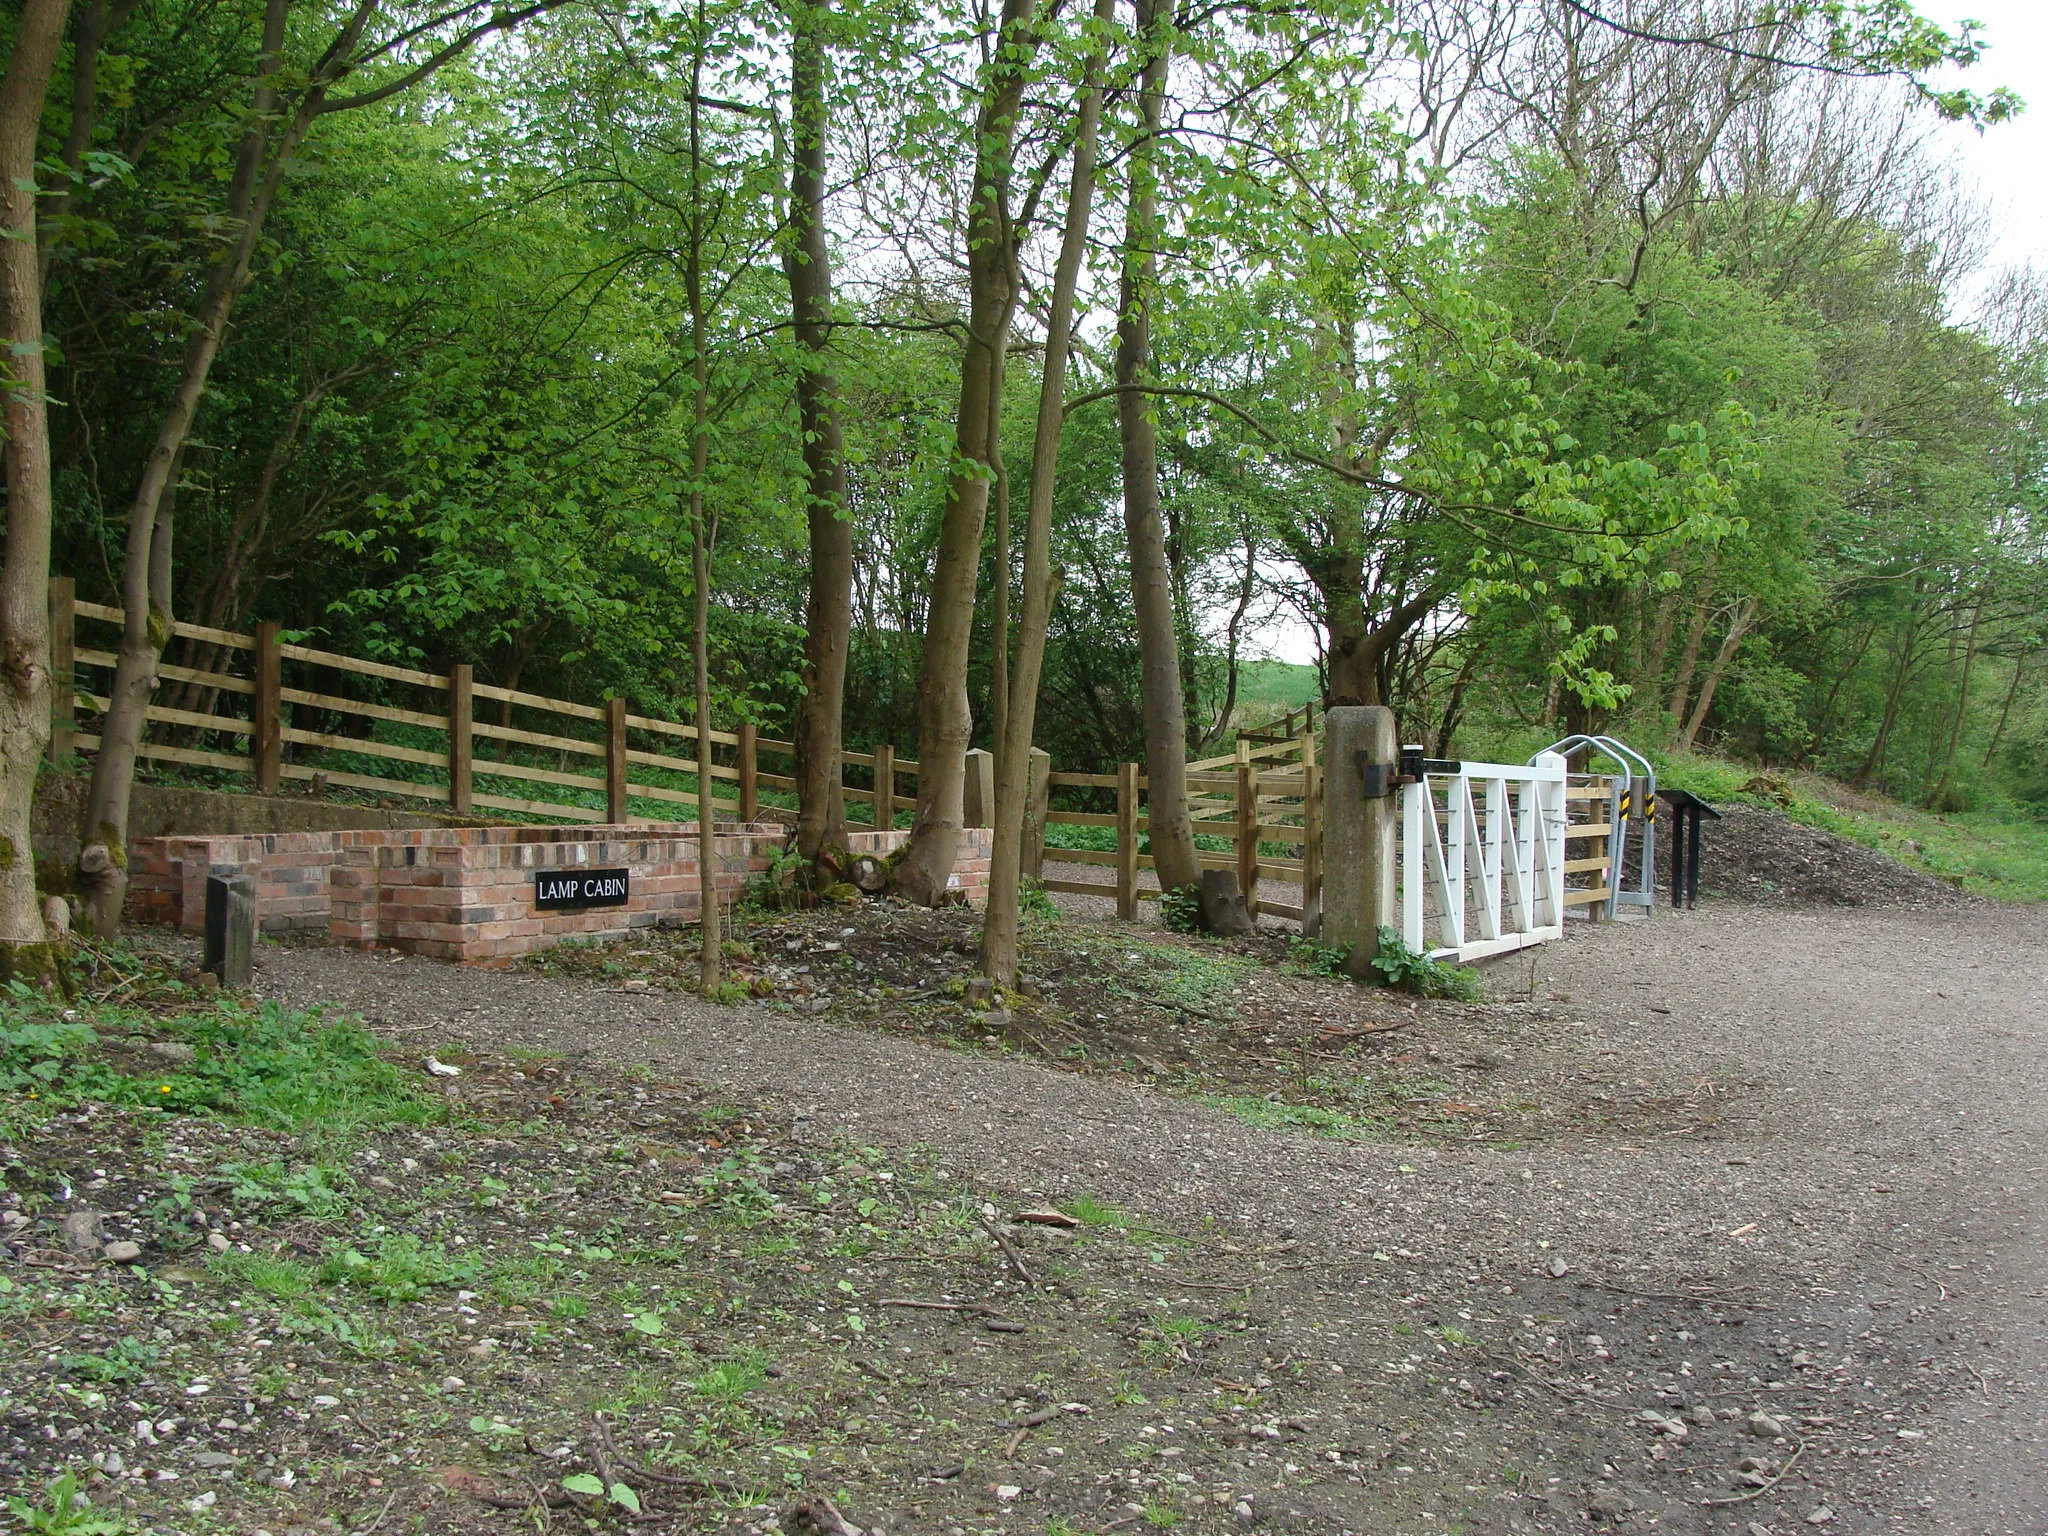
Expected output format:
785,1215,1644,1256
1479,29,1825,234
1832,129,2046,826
256,898,2047,1534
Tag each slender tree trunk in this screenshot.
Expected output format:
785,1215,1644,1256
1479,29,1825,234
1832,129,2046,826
1115,0,1200,897
989,415,1010,757
1854,591,1925,791
1641,584,1680,700
981,0,1112,984
1665,556,1719,728
891,0,1041,906
1925,595,1983,809
687,0,720,991
72,0,551,928
0,0,75,984
1979,652,2026,771
76,0,301,931
1675,597,1755,749
785,0,852,872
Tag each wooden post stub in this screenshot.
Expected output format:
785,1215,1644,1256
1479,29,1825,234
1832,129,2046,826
605,696,629,824
1322,706,1398,980
448,664,473,815
738,721,759,823
204,873,256,989
1301,729,1322,938
253,621,283,795
1235,740,1258,906
47,577,74,762
1115,760,1139,921
875,743,896,830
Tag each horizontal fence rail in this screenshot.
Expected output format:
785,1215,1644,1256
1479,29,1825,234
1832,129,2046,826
52,588,930,833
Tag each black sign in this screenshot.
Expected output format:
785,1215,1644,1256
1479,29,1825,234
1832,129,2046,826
534,868,630,910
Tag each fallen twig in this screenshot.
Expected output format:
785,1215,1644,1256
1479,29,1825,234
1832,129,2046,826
351,1490,399,1536
1701,1441,1805,1506
975,1211,1034,1284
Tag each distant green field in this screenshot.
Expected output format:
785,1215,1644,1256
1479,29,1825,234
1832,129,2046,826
1235,660,1320,714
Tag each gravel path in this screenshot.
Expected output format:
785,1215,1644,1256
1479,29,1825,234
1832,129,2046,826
257,898,2048,1533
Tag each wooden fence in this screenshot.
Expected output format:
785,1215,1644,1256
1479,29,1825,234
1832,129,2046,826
49,581,1623,937
1037,733,1324,923
48,581,922,830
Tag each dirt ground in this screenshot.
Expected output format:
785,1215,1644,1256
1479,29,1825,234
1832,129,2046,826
5,888,2042,1536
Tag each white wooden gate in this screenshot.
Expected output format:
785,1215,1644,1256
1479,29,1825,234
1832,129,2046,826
1399,751,1568,962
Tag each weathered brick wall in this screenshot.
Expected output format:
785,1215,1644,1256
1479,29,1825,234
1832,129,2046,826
131,821,995,964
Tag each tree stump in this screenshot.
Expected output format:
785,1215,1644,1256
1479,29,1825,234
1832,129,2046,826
1197,868,1256,937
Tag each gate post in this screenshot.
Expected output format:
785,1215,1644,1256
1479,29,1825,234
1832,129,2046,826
1322,706,1398,981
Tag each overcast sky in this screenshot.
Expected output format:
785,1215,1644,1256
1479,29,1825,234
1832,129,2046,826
1929,0,2046,282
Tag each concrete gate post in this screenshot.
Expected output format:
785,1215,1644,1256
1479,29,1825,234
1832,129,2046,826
1321,706,1399,982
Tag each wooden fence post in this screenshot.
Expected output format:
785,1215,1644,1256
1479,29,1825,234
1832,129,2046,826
448,664,473,815
1301,732,1322,935
1115,761,1139,920
605,696,629,823
1235,739,1258,906
253,621,282,794
46,577,73,762
738,721,758,822
874,743,895,830
1322,706,1398,980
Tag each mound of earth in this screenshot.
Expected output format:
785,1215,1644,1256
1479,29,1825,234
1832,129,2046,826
1698,802,1972,908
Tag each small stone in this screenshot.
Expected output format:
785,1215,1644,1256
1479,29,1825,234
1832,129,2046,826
1747,1411,1785,1439
1548,1257,1570,1278
1587,1486,1630,1520
1233,1500,1255,1524
147,1040,195,1064
1805,1507,1835,1526
185,1491,217,1513
207,1232,232,1252
1689,1405,1717,1427
61,1210,104,1257
102,1239,143,1263
1747,1524,1774,1536
994,1485,1020,1501
192,1452,236,1468
440,1377,464,1392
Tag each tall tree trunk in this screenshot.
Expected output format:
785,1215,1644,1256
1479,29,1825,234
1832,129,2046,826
786,0,852,873
76,0,300,932
1116,0,1200,897
981,0,1112,984
1675,597,1755,750
1924,595,1983,809
687,0,720,991
0,0,75,985
890,0,1041,906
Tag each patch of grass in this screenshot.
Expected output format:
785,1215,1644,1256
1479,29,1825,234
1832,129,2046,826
1068,1194,1132,1230
1200,1095,1377,1140
321,1234,478,1304
1,986,442,1134
208,1249,320,1299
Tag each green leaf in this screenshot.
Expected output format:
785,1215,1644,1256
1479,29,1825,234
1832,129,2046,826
561,1473,605,1496
608,1482,642,1511
629,1311,665,1335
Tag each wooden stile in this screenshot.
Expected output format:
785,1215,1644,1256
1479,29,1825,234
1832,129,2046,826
253,621,283,794
1115,761,1139,920
448,664,474,814
605,697,629,824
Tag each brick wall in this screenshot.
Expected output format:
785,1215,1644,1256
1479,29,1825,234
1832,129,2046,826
131,821,996,964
